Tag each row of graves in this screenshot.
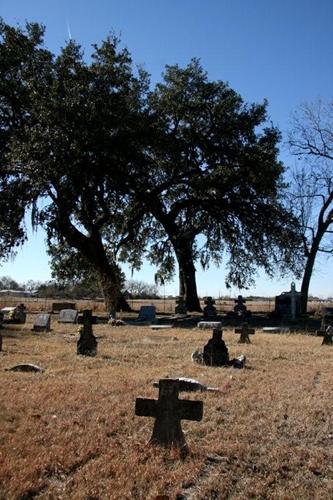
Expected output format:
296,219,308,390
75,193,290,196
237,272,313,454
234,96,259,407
2,292,333,456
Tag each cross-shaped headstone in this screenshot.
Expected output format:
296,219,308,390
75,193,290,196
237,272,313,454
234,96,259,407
235,322,255,344
322,325,333,346
77,310,97,357
135,378,203,453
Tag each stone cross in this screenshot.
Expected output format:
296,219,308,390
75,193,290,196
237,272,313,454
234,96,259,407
203,296,217,319
77,310,97,357
235,322,255,344
135,378,203,453
322,325,333,346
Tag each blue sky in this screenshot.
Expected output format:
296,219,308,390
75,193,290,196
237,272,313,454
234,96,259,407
0,0,332,297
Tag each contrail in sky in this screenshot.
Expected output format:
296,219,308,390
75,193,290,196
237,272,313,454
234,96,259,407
66,19,72,40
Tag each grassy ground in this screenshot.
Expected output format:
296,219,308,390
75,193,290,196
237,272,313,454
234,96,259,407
0,316,332,499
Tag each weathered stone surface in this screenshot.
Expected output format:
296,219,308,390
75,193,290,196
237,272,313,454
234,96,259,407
135,378,203,454
59,309,78,324
150,324,173,330
33,314,51,332
203,328,229,366
1,304,26,324
52,302,76,313
77,310,97,357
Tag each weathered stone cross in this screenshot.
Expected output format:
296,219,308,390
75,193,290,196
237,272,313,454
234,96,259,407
135,378,203,453
235,322,255,344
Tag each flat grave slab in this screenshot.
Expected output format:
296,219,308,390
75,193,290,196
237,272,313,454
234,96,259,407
150,324,173,330
198,321,222,329
263,327,290,333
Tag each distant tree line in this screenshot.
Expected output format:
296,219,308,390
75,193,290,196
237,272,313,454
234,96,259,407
0,19,331,313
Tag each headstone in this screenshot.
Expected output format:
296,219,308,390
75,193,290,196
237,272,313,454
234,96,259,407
150,324,173,330
198,321,222,329
274,282,301,320
33,314,51,332
59,309,78,324
235,322,255,344
1,304,26,324
233,295,251,320
77,309,97,357
316,307,333,336
135,378,203,454
322,325,333,346
203,328,229,366
138,305,156,322
5,363,44,372
52,302,76,313
175,296,187,315
0,335,2,352
203,297,217,319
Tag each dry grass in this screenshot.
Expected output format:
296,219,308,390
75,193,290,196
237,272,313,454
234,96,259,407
0,316,332,499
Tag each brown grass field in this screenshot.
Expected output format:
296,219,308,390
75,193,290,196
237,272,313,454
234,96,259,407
0,314,332,499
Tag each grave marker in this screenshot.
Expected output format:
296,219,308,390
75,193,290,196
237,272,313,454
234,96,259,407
203,297,217,319
198,321,222,329
33,314,51,332
77,309,97,356
59,309,78,324
203,328,229,366
175,296,187,315
135,378,203,453
138,305,156,322
322,325,333,346
235,322,255,344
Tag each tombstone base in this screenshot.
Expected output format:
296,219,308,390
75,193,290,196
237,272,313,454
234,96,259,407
77,333,97,357
238,333,251,344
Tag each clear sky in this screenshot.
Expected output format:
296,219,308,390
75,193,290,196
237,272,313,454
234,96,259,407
0,0,332,297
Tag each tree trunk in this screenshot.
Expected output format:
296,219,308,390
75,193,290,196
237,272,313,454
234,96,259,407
175,242,201,312
300,248,317,315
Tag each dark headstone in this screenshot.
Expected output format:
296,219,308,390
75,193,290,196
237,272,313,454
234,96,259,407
135,378,203,454
203,297,217,319
59,309,78,324
138,306,156,322
274,282,301,320
5,363,44,372
175,296,187,315
33,314,51,332
235,322,255,344
52,302,76,313
0,335,2,352
77,310,97,357
322,325,333,346
233,295,251,320
203,328,229,366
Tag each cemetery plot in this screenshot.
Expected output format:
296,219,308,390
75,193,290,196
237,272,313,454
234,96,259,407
234,322,255,343
1,319,333,499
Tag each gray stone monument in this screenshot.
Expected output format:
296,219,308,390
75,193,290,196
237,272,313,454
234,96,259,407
59,309,78,324
33,314,51,332
77,310,97,357
135,378,203,455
